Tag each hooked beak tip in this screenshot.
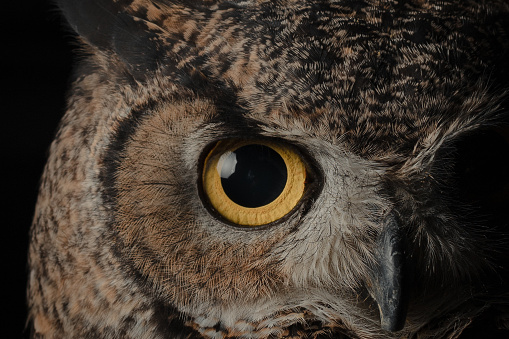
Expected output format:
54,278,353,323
372,213,410,332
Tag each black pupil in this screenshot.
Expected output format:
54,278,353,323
220,144,288,208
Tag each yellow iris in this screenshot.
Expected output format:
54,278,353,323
202,139,307,226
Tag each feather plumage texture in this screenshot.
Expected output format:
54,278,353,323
28,1,509,338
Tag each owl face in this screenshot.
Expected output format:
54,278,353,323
28,0,509,338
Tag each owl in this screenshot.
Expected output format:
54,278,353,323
27,0,509,338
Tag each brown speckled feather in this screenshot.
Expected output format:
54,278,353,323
28,1,509,338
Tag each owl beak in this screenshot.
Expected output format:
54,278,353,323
371,213,410,332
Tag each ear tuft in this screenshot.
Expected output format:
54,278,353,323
57,0,168,77
57,0,128,50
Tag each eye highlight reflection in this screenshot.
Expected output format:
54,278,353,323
202,139,307,226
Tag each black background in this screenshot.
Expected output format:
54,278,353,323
5,1,72,337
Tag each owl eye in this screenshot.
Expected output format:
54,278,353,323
201,139,307,226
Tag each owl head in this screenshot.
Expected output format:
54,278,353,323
28,0,509,338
